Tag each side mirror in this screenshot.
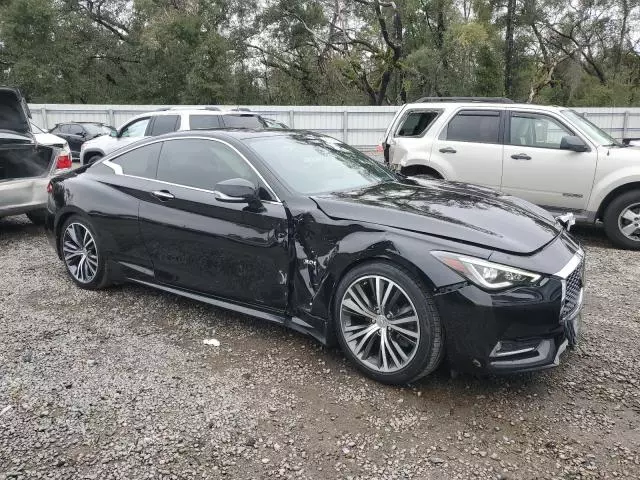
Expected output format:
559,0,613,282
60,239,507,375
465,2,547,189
560,135,589,152
110,130,118,137
214,178,259,203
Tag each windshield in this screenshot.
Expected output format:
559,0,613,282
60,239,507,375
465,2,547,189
246,133,396,195
83,123,113,135
562,110,622,147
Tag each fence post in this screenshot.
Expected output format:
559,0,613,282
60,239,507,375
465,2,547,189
108,109,115,127
622,111,630,140
289,109,295,128
40,107,48,130
343,110,348,143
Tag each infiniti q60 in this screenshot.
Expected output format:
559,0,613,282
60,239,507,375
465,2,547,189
45,130,584,384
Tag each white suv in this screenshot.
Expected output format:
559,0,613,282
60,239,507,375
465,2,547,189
80,108,268,166
382,97,640,249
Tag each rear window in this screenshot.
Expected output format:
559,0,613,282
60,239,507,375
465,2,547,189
189,115,223,130
445,110,501,144
221,115,265,129
396,111,440,137
149,115,180,136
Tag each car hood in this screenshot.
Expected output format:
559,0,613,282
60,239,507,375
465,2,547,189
311,180,562,254
83,134,117,151
605,144,640,160
0,87,31,138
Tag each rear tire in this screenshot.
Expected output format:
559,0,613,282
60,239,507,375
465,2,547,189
333,261,444,385
26,209,47,226
603,190,640,249
59,214,111,289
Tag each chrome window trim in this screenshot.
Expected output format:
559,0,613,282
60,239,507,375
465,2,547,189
554,250,584,279
99,136,281,203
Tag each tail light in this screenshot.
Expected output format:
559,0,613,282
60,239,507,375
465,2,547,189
56,152,72,170
375,144,384,152
47,181,53,193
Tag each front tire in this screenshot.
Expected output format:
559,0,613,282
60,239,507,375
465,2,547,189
333,262,444,385
603,190,640,249
59,215,111,289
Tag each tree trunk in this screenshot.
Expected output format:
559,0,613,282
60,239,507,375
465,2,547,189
504,0,516,98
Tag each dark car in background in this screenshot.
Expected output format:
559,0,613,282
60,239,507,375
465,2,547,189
48,122,115,161
46,130,584,384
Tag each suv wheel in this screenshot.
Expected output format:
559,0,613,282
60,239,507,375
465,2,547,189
603,190,640,249
85,154,102,165
333,261,444,385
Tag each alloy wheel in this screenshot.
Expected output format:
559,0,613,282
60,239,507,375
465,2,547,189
618,202,640,242
340,275,420,373
62,222,99,283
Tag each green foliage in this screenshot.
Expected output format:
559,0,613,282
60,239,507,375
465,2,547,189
1,0,639,105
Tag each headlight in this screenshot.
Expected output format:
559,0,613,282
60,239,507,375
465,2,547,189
432,251,541,290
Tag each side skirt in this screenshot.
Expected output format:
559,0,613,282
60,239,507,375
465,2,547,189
127,278,329,345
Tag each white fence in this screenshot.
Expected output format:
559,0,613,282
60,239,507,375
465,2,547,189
28,104,640,148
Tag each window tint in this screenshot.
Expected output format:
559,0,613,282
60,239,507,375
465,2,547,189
221,115,264,129
445,110,501,144
58,125,70,134
510,113,572,149
397,111,439,137
156,139,258,192
120,118,150,138
111,143,162,177
68,124,84,136
150,115,180,136
189,115,223,130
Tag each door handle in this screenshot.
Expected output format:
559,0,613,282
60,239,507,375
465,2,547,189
439,147,457,154
511,153,531,160
151,189,175,201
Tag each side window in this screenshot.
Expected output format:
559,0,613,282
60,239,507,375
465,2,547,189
58,125,70,134
50,125,61,134
189,115,223,130
68,124,84,136
221,115,265,129
120,118,150,138
156,139,262,194
444,110,501,144
509,113,572,149
149,115,180,136
111,142,162,177
396,111,440,137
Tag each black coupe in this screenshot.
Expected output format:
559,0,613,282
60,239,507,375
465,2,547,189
45,130,584,384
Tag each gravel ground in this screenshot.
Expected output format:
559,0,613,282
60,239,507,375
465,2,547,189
1,216,639,480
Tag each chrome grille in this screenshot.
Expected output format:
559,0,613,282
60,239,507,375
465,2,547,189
561,262,583,318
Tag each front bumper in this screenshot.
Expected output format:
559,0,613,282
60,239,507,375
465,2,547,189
435,250,585,375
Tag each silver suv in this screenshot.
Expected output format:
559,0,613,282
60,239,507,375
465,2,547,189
382,97,640,249
80,108,269,165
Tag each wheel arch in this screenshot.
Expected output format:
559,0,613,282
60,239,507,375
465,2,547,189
400,164,444,179
320,250,441,346
54,207,89,257
596,181,640,221
81,149,105,165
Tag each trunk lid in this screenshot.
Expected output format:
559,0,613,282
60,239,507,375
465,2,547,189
1,87,57,181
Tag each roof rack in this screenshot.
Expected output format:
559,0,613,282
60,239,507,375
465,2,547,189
414,96,514,104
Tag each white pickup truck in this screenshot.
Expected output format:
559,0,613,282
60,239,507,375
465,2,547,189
382,97,640,249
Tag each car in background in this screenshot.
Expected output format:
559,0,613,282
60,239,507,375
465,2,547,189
48,122,115,161
46,129,583,385
79,108,269,165
382,97,640,249
31,121,72,156
0,87,71,225
263,118,289,129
